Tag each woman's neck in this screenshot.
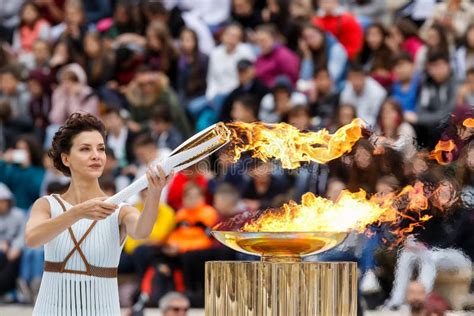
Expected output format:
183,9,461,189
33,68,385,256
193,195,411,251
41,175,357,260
61,177,105,204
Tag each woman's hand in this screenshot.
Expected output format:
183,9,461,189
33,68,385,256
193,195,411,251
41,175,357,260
145,165,172,199
71,197,118,221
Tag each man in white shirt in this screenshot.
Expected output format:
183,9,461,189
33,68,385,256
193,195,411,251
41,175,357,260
205,23,255,115
340,63,387,127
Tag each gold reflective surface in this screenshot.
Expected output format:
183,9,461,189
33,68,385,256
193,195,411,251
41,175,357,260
212,231,348,261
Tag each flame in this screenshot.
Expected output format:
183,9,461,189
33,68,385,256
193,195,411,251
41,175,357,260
429,140,456,165
225,119,365,169
241,183,431,240
463,118,474,128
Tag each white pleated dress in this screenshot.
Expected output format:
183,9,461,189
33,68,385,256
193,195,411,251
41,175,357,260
33,194,126,316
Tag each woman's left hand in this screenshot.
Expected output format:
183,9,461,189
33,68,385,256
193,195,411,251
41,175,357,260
146,165,172,197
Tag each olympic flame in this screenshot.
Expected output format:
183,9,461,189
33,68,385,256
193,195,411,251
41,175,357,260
225,119,365,169
241,183,433,241
429,140,456,165
463,118,474,128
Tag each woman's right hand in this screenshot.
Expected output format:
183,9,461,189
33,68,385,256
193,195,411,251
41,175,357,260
71,197,118,220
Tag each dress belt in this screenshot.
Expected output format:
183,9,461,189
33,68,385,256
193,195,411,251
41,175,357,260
44,261,118,278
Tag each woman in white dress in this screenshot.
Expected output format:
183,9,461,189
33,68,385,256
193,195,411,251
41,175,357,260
25,112,170,315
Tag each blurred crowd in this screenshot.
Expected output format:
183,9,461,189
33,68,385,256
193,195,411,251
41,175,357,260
0,0,474,315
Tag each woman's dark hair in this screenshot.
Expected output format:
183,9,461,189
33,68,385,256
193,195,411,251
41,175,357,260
300,23,328,71
426,23,450,57
145,20,178,73
359,23,393,71
376,98,404,132
48,113,107,176
395,18,420,41
179,27,207,96
20,1,40,27
16,134,44,167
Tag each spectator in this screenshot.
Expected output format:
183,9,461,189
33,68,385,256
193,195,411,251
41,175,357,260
358,23,394,89
120,188,175,282
220,59,269,122
159,292,190,316
230,94,259,123
166,163,210,211
145,21,179,87
407,51,457,148
457,67,474,105
206,23,255,111
52,0,87,57
307,67,340,127
261,0,300,51
0,1,24,43
254,24,300,87
27,69,53,142
102,107,137,168
0,183,25,297
391,52,420,113
150,106,184,151
0,135,45,211
231,0,263,30
376,99,417,158
298,23,348,91
34,0,66,26
455,23,474,82
83,31,114,89
259,75,307,123
384,168,472,310
100,1,141,39
124,66,191,136
48,63,99,125
28,39,51,70
421,0,474,44
166,183,219,254
176,27,208,120
213,183,245,222
346,139,380,193
242,160,289,211
387,19,423,60
328,103,357,132
456,140,474,208
416,23,454,72
340,63,387,127
12,2,51,66
129,133,171,190
312,0,363,60
0,66,32,130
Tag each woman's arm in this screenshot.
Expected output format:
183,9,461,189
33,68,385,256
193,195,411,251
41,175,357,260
25,197,118,248
119,166,170,240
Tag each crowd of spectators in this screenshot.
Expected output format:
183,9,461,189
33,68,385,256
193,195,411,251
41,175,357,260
0,0,473,314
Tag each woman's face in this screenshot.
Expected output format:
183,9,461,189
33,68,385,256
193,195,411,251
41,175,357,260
466,28,474,49
354,146,372,169
63,131,106,179
183,188,204,209
381,103,400,129
114,5,129,24
388,26,403,46
426,28,441,49
180,30,196,54
22,4,38,25
338,106,355,126
146,29,162,51
303,27,324,50
84,35,101,57
366,26,384,50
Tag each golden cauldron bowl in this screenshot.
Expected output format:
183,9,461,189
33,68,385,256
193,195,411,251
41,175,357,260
211,231,349,262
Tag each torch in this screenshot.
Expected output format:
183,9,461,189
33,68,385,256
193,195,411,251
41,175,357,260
105,123,231,204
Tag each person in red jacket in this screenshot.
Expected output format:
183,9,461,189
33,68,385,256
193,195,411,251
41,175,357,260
312,0,363,60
